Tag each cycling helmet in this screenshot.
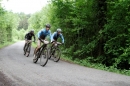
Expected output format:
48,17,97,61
57,28,62,32
45,24,51,28
30,29,34,33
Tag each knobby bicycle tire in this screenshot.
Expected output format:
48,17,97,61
33,48,40,63
53,48,61,62
40,47,48,67
24,43,28,55
48,48,53,59
24,43,31,57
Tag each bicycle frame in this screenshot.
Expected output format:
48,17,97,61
38,40,49,56
24,40,32,57
25,40,32,51
49,42,61,62
38,44,47,57
52,42,61,50
33,39,49,66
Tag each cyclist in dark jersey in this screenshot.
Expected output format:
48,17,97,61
23,30,35,50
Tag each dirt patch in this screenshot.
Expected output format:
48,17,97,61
0,71,15,86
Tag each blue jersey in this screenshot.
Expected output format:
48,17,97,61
51,32,64,43
38,28,51,40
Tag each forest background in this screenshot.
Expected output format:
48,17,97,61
0,0,130,75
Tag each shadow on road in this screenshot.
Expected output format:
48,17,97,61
0,71,15,86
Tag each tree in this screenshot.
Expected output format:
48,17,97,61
17,12,30,30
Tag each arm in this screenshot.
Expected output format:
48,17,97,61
33,34,36,42
60,34,64,43
49,30,51,41
51,33,55,42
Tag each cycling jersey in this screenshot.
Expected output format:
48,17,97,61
51,32,64,43
38,28,51,40
25,32,35,41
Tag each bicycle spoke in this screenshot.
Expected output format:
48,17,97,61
40,48,48,66
33,50,39,63
53,48,61,62
25,44,30,57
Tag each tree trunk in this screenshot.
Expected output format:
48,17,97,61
97,0,107,56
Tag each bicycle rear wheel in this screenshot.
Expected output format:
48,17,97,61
26,44,31,57
53,48,61,62
40,48,48,66
24,44,27,55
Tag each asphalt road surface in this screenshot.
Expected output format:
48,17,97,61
0,41,130,86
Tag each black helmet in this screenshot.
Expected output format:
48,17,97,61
30,29,34,33
45,24,51,28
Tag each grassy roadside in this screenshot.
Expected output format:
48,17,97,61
0,40,19,49
60,55,130,76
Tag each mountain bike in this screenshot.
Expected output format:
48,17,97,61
33,40,49,67
48,42,62,62
24,40,33,57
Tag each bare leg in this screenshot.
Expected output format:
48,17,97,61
33,39,41,59
23,40,28,50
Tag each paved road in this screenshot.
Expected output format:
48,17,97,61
0,41,130,86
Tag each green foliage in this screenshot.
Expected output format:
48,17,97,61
27,0,130,74
0,41,16,49
102,0,130,69
28,5,52,34
49,0,130,71
0,4,21,44
17,12,30,30
0,7,16,44
61,55,130,76
12,29,26,41
1,0,130,75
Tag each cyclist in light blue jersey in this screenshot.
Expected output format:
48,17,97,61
34,24,51,57
51,28,64,44
50,28,64,54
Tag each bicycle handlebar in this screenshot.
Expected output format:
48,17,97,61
56,42,62,45
40,39,49,44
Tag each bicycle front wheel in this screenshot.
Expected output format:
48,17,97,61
48,48,53,59
53,48,61,62
40,48,48,67
33,49,40,63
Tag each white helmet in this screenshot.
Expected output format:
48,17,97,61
57,28,62,32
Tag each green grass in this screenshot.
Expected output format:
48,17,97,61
0,39,22,49
32,42,37,48
0,41,16,49
60,55,130,76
